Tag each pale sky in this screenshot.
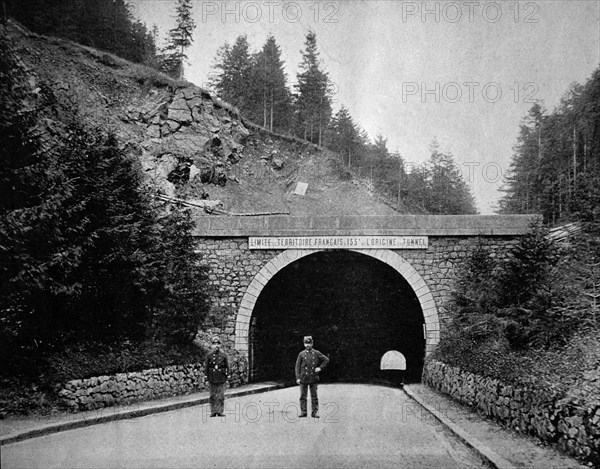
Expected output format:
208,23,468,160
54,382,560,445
127,0,600,214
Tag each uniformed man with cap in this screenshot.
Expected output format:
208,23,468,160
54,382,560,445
205,336,229,417
295,335,329,418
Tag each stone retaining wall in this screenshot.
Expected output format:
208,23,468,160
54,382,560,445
58,357,248,412
423,360,600,466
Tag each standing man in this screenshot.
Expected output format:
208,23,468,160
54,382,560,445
295,335,329,418
205,336,229,417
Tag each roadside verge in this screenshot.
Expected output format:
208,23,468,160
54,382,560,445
404,384,587,469
0,382,286,446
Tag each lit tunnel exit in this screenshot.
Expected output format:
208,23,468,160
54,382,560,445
248,251,426,384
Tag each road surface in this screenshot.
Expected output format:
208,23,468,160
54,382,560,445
2,384,489,468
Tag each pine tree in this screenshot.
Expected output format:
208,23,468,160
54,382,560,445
295,30,332,145
371,134,390,159
403,164,432,214
498,68,600,224
250,36,292,131
498,104,546,215
364,136,404,204
161,0,196,79
327,106,361,166
426,139,477,214
148,206,211,344
209,35,254,114
389,152,408,209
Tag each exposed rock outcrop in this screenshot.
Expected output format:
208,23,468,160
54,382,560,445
6,19,399,217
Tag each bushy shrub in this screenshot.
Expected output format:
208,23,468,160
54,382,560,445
436,221,600,389
44,340,206,383
0,378,56,417
146,205,211,345
448,222,580,352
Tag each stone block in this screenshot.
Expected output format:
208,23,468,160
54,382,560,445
146,124,161,138
168,108,192,124
419,298,437,311
170,98,189,110
78,395,91,406
413,283,430,297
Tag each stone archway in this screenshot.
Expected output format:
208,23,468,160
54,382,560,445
234,249,440,359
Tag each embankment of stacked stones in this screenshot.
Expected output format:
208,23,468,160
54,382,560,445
423,360,599,466
58,358,248,412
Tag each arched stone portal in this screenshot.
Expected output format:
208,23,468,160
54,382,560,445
234,249,440,376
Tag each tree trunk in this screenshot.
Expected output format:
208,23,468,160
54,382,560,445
270,88,274,131
397,158,402,209
573,124,577,190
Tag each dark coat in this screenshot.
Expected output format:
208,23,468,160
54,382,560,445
205,349,229,384
295,348,329,384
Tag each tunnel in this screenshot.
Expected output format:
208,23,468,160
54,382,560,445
248,251,426,385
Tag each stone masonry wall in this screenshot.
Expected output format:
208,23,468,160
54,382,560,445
423,360,600,466
58,358,248,412
195,236,519,343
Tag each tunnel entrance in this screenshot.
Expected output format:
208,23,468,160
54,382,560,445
249,251,425,385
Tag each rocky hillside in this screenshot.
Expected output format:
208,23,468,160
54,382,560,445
6,20,398,218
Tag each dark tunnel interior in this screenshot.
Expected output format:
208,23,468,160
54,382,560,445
249,251,425,385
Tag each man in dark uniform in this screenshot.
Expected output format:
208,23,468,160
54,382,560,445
205,336,229,417
295,335,329,418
